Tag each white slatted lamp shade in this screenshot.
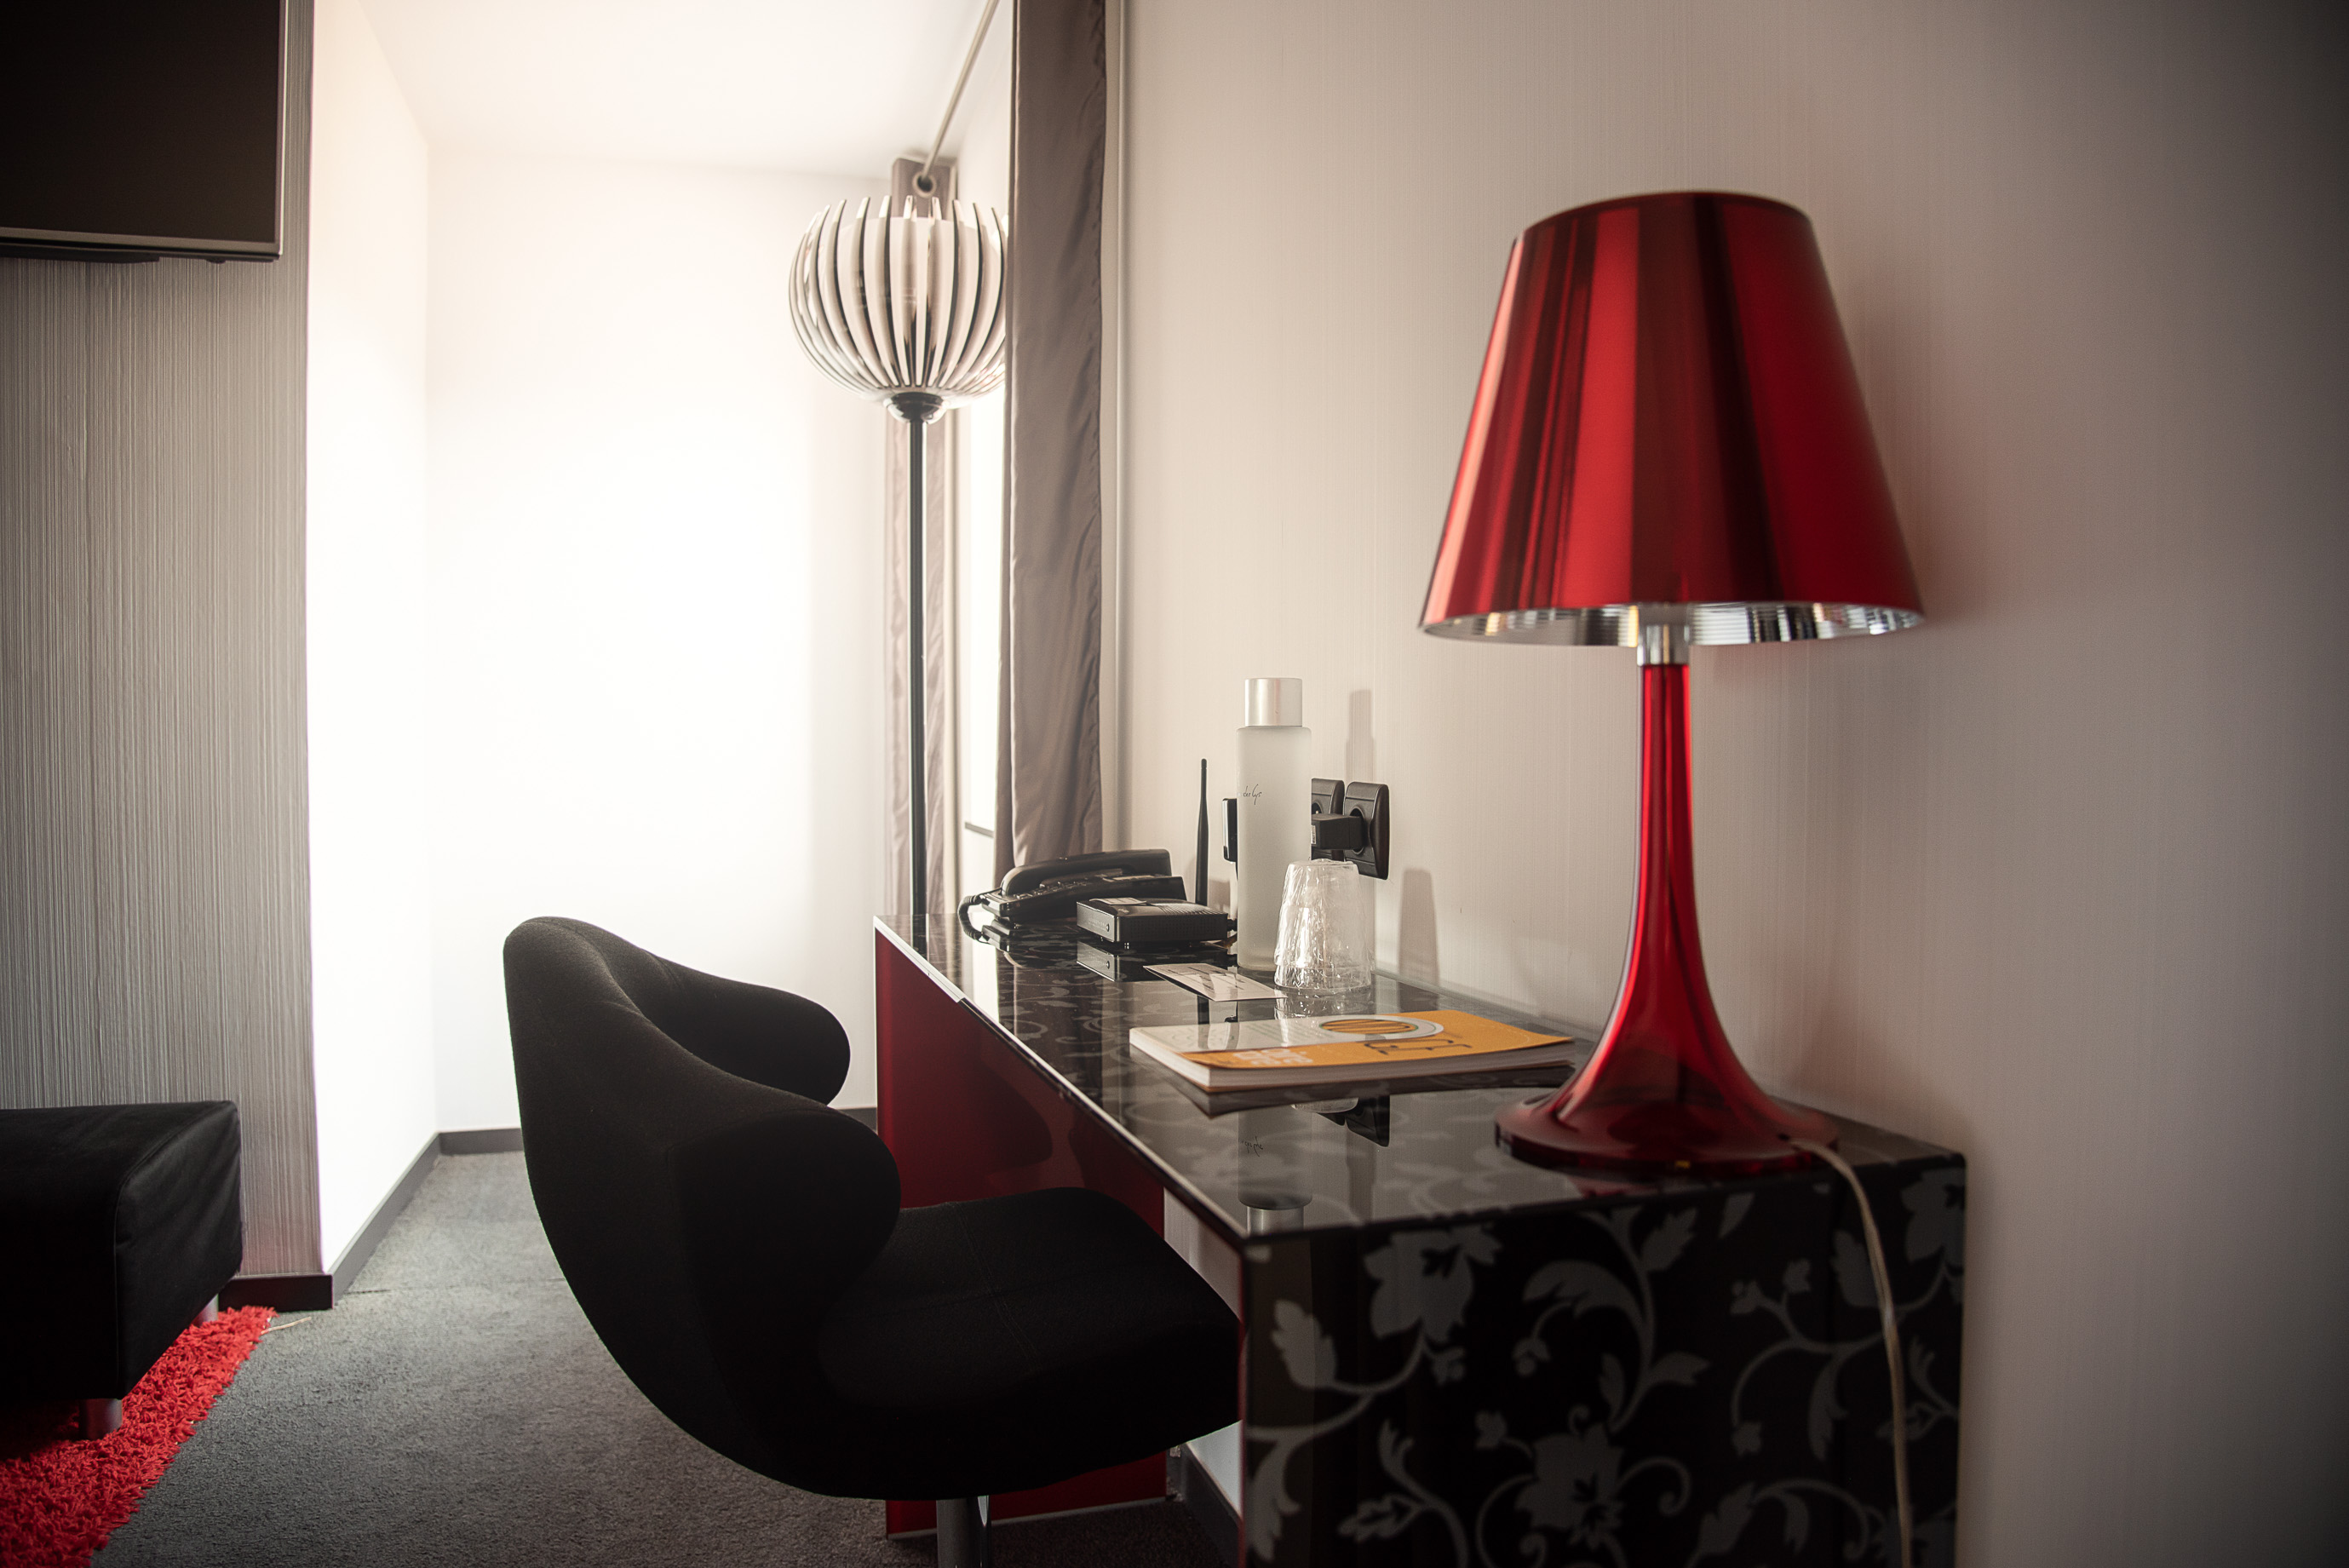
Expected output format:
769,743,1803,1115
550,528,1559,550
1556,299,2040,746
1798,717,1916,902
789,197,1009,417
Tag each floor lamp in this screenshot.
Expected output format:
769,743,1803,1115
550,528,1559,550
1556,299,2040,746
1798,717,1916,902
790,196,1008,916
1421,192,1925,1175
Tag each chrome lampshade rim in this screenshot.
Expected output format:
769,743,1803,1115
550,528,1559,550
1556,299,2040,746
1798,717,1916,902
1420,601,1924,645
789,197,1009,407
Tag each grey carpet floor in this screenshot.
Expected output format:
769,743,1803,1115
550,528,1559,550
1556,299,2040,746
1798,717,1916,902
96,1152,1225,1567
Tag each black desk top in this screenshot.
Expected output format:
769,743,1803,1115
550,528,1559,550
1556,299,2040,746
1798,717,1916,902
877,914,1950,1245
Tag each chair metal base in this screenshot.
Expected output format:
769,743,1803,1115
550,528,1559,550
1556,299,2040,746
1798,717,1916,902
935,1496,991,1568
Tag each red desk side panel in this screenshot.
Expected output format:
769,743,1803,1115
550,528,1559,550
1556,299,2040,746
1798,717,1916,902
875,931,1169,1535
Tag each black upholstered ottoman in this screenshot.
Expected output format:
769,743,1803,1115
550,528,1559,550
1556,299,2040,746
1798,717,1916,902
0,1102,244,1436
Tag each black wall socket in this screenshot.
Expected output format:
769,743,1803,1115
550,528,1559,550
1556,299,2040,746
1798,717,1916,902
1309,779,1390,880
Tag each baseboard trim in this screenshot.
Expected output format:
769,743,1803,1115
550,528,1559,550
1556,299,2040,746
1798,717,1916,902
438,1127,524,1155
219,1127,528,1314
329,1133,441,1300
220,1272,334,1312
886,1492,1174,1542
1170,1446,1239,1568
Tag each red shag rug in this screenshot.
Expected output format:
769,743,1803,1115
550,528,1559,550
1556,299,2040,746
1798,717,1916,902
0,1306,273,1568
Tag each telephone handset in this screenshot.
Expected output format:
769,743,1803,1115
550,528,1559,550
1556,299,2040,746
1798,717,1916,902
960,849,1188,933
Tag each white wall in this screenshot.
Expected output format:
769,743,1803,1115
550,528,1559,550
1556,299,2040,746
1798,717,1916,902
307,0,439,1268
427,152,890,1126
1124,2,2348,1562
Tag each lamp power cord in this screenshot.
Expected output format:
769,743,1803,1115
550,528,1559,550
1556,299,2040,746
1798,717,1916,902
1789,1139,1913,1568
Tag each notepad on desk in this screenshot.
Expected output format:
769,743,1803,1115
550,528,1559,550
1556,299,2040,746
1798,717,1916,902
1129,1009,1572,1091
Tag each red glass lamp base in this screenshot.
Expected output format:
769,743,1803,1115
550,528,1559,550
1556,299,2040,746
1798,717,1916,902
1499,656,1835,1177
1496,1071,1834,1176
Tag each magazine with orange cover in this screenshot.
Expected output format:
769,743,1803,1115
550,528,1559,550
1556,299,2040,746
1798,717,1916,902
1128,1009,1573,1091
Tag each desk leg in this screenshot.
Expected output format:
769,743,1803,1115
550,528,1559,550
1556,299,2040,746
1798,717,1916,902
876,933,1173,1536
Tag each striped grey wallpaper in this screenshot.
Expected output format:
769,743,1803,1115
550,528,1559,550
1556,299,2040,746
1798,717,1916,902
1,0,320,1275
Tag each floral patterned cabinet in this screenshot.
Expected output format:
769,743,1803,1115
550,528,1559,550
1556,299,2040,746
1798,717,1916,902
876,916,1964,1568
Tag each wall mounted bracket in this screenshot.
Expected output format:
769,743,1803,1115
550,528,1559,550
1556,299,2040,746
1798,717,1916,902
1311,780,1390,880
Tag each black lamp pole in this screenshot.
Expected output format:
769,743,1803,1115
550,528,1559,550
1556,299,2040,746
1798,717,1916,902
890,392,945,918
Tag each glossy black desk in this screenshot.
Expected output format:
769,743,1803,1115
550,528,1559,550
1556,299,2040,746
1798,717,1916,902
875,916,1964,1567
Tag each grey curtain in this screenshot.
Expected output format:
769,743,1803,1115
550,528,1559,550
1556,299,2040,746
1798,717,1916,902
996,0,1107,881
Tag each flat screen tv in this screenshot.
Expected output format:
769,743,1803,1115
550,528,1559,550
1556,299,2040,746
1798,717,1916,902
0,0,287,261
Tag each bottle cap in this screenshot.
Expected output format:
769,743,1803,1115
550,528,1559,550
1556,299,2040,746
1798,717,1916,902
1243,677,1304,727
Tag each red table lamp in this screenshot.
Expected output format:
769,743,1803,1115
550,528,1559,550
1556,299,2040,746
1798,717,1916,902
1422,192,1923,1175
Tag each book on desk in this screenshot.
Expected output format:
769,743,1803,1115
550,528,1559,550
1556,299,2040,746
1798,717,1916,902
1129,1008,1572,1091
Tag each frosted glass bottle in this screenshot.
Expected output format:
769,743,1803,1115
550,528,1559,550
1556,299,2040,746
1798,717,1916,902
1235,678,1312,969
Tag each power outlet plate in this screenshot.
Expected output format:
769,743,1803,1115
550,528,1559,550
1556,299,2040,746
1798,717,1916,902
1339,781,1389,880
1307,780,1390,880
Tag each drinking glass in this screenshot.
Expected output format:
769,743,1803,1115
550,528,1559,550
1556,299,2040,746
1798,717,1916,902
1274,860,1374,995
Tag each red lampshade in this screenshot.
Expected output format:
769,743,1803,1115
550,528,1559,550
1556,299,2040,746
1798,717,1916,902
1425,192,1922,1175
1423,191,1920,642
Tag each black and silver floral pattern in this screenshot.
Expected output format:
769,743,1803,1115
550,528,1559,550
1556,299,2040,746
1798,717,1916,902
1241,1158,1964,1567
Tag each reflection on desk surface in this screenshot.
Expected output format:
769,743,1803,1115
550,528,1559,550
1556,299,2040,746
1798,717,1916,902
878,914,1950,1243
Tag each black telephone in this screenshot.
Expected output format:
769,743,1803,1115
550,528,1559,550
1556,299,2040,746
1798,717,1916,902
959,849,1189,933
